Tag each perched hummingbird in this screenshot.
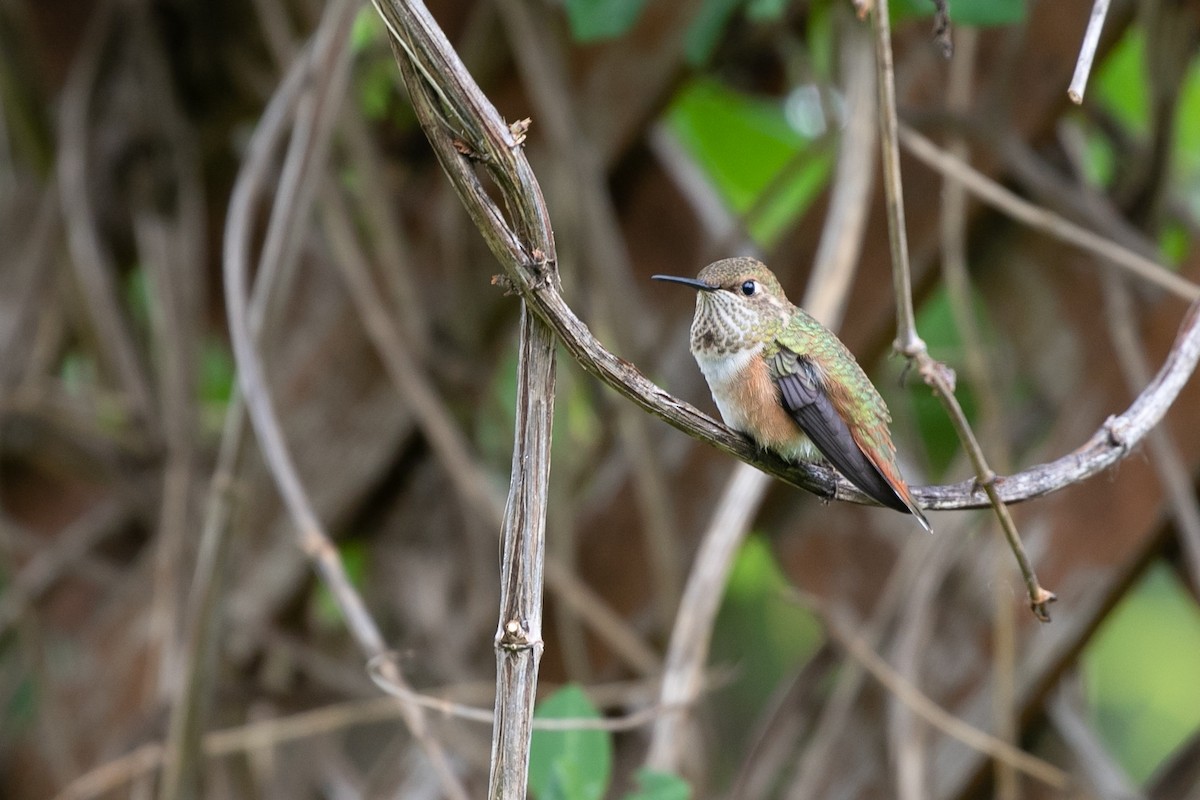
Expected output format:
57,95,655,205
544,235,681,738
653,257,931,532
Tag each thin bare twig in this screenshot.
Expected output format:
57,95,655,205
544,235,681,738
370,656,726,732
322,142,659,681
924,294,1200,506
801,593,1073,791
889,532,965,800
0,498,130,637
225,0,370,670
871,0,1054,620
160,41,313,800
916,352,1056,619
56,0,155,425
498,0,682,640
318,178,505,525
221,3,467,796
126,3,207,723
899,124,1200,301
783,532,948,800
871,0,924,357
56,669,731,800
1053,112,1200,593
933,28,1019,794
1068,0,1112,104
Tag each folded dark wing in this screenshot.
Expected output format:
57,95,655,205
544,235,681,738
773,356,910,514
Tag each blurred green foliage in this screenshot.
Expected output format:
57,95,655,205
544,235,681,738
890,0,1026,26
351,6,409,123
665,78,831,246
1093,27,1200,220
1084,564,1200,783
564,0,648,42
1094,29,1149,136
709,536,823,768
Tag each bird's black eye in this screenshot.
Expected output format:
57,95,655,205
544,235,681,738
740,280,757,296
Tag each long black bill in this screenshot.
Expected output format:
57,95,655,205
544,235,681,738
651,275,717,291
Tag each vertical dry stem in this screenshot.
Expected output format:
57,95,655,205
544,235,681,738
871,1,1054,620
367,2,560,794
489,309,556,798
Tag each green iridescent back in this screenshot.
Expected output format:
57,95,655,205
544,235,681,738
766,306,900,465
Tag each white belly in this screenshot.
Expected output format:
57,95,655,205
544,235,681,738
693,345,760,431
692,344,819,463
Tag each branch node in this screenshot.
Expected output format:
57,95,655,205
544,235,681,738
1103,415,1129,451
916,352,957,393
508,117,531,146
491,273,518,295
1030,588,1058,623
451,136,489,162
528,248,556,287
497,618,538,651
971,469,998,494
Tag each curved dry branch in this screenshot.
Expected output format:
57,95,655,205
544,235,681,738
370,1,1200,521
917,297,1200,508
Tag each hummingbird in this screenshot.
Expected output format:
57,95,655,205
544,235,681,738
653,257,931,532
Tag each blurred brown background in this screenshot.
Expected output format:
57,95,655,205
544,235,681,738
2,0,1200,797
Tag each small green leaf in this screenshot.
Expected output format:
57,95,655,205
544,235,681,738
565,0,648,42
891,0,1026,27
623,768,691,800
529,685,611,800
